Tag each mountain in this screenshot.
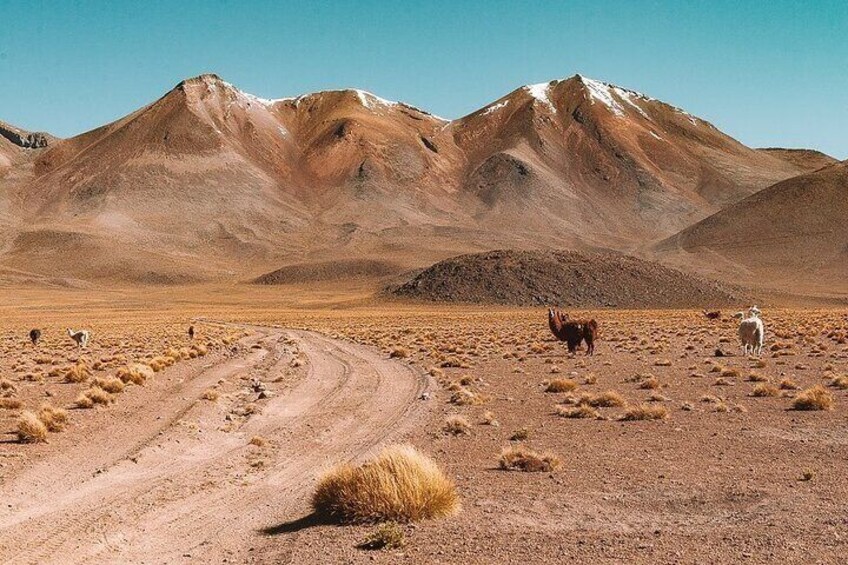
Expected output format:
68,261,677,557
0,74,831,284
446,75,817,248
655,160,848,296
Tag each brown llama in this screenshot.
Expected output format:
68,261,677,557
703,310,721,320
547,308,598,356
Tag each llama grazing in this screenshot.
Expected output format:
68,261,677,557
738,315,765,356
547,307,598,356
702,310,721,320
67,328,91,349
29,329,41,346
188,325,195,340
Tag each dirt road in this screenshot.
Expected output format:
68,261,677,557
0,325,431,564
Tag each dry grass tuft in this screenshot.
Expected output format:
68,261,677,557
37,403,68,432
751,383,779,397
545,378,577,393
0,398,23,410
443,415,471,436
93,376,125,394
829,375,848,390
779,378,800,391
249,435,267,447
620,404,669,421
556,404,599,419
312,444,459,523
17,411,48,443
202,388,220,402
499,446,561,472
792,385,834,411
480,410,499,426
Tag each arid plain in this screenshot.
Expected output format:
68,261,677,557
0,285,845,564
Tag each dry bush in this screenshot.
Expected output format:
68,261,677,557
499,446,561,472
63,363,90,383
37,403,68,432
545,378,577,393
638,376,660,390
76,386,112,408
0,398,23,410
829,375,848,390
93,376,125,394
620,404,669,421
389,347,409,359
509,427,530,441
202,388,220,401
480,410,499,427
576,390,626,407
779,378,800,391
249,436,267,447
75,393,94,409
17,411,48,443
312,444,459,523
449,388,486,406
751,383,779,397
443,415,471,436
747,373,769,382
556,405,599,419
0,377,15,391
792,385,834,411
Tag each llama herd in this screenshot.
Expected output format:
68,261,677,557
548,305,767,357
27,327,91,348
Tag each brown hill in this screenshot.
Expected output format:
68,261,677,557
0,74,829,284
655,161,848,297
390,249,748,307
254,259,401,284
757,148,837,172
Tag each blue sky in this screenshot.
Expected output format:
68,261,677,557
2,0,846,157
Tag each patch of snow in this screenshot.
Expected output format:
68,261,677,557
353,89,398,110
675,108,699,126
649,131,663,140
278,126,289,137
579,77,625,117
482,99,509,116
524,82,557,113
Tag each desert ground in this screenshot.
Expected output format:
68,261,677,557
0,285,845,564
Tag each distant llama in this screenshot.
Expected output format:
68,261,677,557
29,328,41,346
67,328,91,349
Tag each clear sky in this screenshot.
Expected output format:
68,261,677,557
2,0,846,157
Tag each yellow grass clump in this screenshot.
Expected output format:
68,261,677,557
792,385,834,411
499,446,561,472
751,383,779,397
443,415,471,435
312,444,459,523
556,404,599,419
545,378,577,393
37,403,68,432
17,411,48,443
620,404,669,421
